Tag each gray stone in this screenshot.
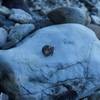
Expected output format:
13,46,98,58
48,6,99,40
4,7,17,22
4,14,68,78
0,24,100,99
47,7,88,25
0,28,7,48
9,9,33,24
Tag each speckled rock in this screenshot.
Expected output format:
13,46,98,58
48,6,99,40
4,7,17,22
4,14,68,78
48,7,88,25
9,9,33,23
0,28,7,48
1,24,100,100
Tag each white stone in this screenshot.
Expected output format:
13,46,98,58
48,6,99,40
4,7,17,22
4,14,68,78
0,24,100,99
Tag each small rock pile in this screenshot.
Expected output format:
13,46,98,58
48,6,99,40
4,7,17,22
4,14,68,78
0,6,35,49
26,0,100,40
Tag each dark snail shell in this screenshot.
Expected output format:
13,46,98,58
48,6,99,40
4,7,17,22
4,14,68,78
42,45,54,57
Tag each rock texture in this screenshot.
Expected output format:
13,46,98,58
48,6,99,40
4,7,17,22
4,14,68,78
0,24,100,99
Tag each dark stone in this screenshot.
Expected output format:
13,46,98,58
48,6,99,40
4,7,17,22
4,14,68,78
47,7,87,25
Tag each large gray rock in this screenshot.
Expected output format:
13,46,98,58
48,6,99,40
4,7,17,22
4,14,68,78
47,7,88,25
0,24,100,100
0,28,7,48
9,9,33,24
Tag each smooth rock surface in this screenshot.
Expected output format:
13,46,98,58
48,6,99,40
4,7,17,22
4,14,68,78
9,9,33,23
0,24,100,99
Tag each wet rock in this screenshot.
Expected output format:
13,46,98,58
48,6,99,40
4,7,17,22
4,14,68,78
0,28,8,48
47,7,88,25
0,6,11,16
9,9,33,23
7,24,35,48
